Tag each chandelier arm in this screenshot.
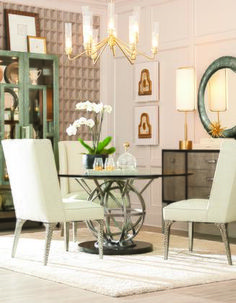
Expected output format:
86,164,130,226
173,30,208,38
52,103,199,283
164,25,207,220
67,49,90,61
93,43,108,65
135,49,157,60
94,37,110,49
66,37,109,62
90,38,109,62
115,36,157,61
115,36,133,52
114,40,134,65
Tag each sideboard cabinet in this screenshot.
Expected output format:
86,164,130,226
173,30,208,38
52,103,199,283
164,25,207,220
162,149,220,204
0,50,59,226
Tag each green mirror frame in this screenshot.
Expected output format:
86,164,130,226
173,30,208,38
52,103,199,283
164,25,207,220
198,56,236,138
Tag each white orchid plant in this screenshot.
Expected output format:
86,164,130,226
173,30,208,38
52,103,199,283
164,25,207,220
66,100,115,155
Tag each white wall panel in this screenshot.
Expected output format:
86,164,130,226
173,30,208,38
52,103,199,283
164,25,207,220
152,0,191,49
195,0,236,38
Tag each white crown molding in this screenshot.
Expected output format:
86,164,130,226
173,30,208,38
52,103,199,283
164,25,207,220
0,0,107,14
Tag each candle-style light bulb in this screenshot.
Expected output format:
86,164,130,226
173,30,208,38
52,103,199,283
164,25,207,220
82,6,93,51
108,1,115,35
65,23,72,54
152,22,159,54
133,6,140,43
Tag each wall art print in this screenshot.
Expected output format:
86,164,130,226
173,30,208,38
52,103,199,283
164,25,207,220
134,105,159,145
134,61,159,102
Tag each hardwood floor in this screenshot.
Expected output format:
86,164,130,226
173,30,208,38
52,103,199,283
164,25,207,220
1,226,236,303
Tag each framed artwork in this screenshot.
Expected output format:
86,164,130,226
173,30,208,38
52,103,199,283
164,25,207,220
27,36,47,54
5,9,40,52
134,105,159,145
134,61,159,102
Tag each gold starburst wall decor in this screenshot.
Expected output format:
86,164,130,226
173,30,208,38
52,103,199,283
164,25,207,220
208,121,226,137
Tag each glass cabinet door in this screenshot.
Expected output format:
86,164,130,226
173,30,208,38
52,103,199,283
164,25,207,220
0,51,59,217
26,56,57,147
0,53,23,211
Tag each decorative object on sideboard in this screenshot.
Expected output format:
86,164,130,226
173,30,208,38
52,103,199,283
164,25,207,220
198,56,236,139
176,67,195,150
64,1,159,65
5,9,40,52
66,101,115,169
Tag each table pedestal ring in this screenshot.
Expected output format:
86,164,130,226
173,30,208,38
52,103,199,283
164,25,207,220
84,180,149,253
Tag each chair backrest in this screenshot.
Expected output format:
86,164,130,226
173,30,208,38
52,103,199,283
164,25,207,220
58,141,93,197
2,139,65,223
208,140,236,223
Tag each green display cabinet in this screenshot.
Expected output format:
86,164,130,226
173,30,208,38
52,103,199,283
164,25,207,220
0,50,59,226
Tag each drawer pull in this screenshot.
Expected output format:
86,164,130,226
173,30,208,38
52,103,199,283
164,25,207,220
206,177,214,182
207,159,217,164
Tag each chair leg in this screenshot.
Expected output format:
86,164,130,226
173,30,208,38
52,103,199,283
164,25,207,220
60,222,64,237
164,220,174,260
97,220,104,259
215,223,232,265
64,222,70,252
72,222,77,242
188,222,194,252
12,218,26,258
44,223,56,266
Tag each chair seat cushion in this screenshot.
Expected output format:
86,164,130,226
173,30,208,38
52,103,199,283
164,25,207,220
63,200,104,221
62,191,89,202
163,199,209,222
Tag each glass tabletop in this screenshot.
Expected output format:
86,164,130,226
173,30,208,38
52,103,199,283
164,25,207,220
59,168,189,180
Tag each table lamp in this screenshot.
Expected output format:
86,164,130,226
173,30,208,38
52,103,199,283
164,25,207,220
176,67,195,150
208,68,228,137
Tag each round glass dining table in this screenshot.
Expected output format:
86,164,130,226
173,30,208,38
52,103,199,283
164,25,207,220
59,168,188,255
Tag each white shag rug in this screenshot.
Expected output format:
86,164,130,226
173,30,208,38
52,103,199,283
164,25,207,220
1,235,236,297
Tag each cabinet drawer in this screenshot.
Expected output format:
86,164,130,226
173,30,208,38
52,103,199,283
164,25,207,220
188,186,211,199
188,169,214,187
188,152,218,170
163,152,185,173
163,176,186,202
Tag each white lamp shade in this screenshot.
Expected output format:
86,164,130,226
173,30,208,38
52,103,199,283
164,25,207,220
209,69,228,112
176,67,195,112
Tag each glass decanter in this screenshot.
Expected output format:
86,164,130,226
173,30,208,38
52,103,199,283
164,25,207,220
117,142,137,169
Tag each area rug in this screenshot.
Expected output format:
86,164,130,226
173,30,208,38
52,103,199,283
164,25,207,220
0,234,236,297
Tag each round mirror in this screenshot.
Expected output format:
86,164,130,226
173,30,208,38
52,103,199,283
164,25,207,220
198,56,236,138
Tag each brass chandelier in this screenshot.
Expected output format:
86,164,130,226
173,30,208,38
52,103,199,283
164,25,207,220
65,0,159,65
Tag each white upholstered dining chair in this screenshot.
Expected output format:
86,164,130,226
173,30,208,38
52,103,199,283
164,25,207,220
58,140,96,241
163,140,236,265
2,139,104,265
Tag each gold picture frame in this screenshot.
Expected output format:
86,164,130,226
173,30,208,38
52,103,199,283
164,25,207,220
27,36,47,54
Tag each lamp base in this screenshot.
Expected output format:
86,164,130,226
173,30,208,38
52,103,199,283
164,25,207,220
179,140,192,150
